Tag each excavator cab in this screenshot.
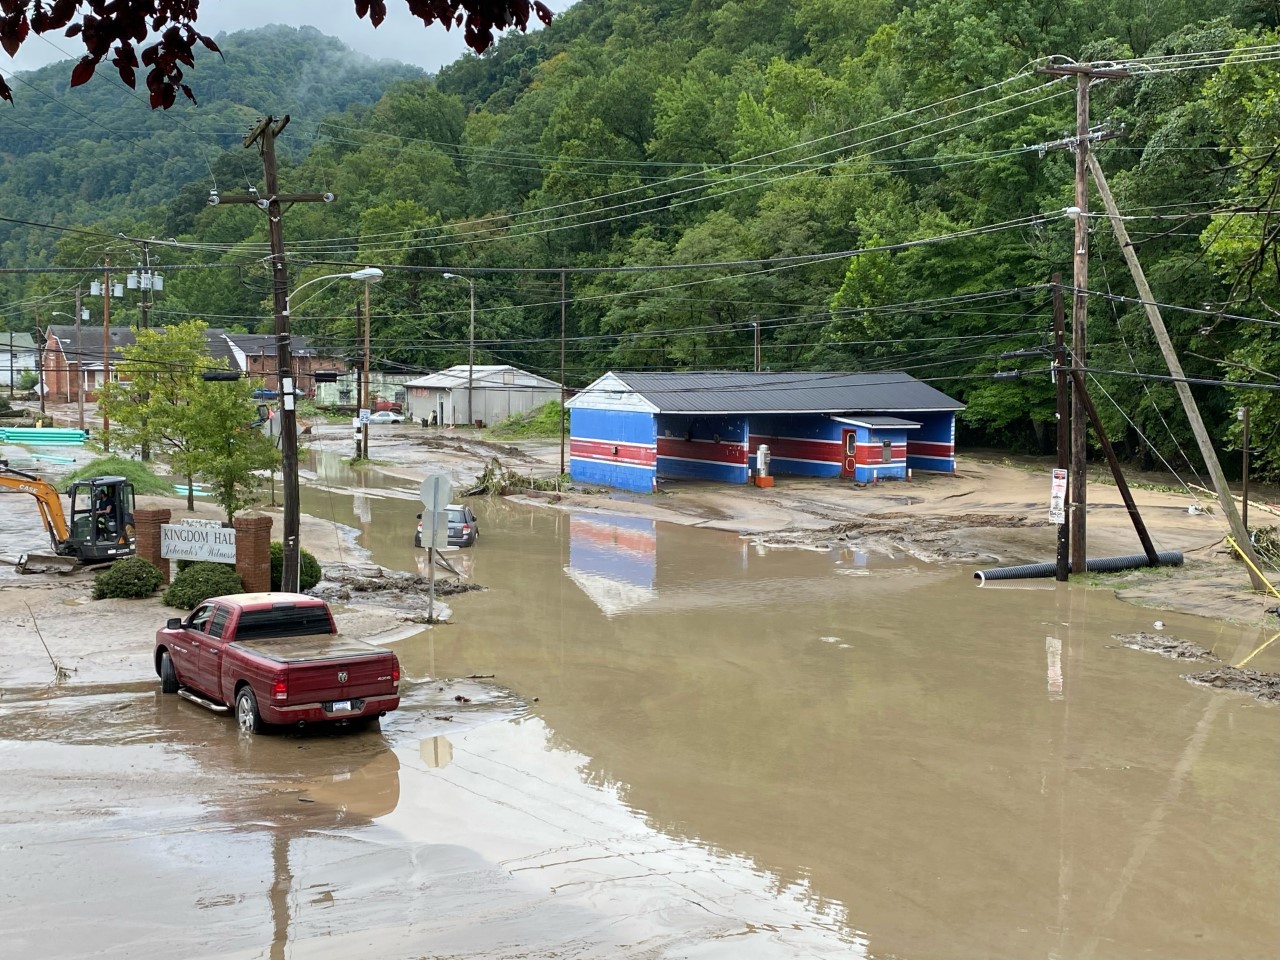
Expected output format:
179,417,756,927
66,476,136,562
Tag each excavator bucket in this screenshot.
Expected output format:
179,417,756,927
15,553,83,575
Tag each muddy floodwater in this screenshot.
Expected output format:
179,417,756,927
2,452,1279,959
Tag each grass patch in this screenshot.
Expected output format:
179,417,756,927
64,456,176,495
488,400,565,439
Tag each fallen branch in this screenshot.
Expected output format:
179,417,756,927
24,601,72,683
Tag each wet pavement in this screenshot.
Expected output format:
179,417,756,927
1,450,1278,958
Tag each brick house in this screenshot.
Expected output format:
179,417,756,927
41,326,342,402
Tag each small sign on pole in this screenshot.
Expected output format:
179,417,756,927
419,473,452,621
1049,468,1067,525
358,408,371,424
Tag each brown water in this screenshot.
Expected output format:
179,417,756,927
1,454,1277,958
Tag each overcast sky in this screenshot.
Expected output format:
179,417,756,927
4,1,570,74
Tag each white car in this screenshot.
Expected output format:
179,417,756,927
368,411,404,424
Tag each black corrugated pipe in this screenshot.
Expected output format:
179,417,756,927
975,551,1183,584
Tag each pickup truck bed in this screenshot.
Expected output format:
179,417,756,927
154,592,401,734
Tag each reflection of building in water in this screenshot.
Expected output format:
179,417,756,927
420,735,453,769
353,492,373,524
564,514,658,617
565,512,912,617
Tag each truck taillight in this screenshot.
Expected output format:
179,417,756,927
392,659,401,685
272,674,287,700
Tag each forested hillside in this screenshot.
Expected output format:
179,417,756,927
0,25,423,263
4,2,1280,477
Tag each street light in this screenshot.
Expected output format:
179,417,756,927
277,266,384,592
443,272,476,427
51,309,91,430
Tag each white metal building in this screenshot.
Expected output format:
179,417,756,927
404,364,562,427
0,332,36,388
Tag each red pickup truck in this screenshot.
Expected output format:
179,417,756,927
154,592,401,734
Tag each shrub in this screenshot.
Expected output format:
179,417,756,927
17,370,38,391
163,562,244,610
64,456,176,496
93,556,164,600
269,541,323,591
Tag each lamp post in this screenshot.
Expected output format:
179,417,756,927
279,266,384,590
443,273,476,427
355,268,384,458
51,309,91,430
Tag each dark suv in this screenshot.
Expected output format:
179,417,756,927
415,504,479,548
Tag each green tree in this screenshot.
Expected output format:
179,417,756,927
183,380,281,523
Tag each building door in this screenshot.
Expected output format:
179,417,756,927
841,430,858,478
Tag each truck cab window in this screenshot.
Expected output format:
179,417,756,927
209,607,230,639
189,605,214,633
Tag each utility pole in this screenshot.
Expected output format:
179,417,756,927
75,287,85,431
1086,151,1267,589
467,279,475,426
1239,406,1250,531
753,320,761,372
102,257,112,452
362,280,371,460
559,269,567,476
35,314,45,417
7,332,12,399
213,115,336,594
140,240,152,329
1036,61,1128,572
1051,277,1070,582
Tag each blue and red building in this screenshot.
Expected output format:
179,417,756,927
566,371,964,493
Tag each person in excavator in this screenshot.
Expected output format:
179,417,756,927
94,486,119,538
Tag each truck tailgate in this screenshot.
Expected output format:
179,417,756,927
231,635,398,703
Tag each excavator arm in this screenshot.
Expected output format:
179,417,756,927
0,465,72,551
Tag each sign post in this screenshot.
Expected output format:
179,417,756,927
419,474,451,621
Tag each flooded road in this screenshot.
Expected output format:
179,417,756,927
2,450,1278,958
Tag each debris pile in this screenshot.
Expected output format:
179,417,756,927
311,562,483,614
1183,667,1280,704
1113,632,1219,661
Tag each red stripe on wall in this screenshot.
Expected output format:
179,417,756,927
854,444,907,465
907,441,955,458
571,439,657,466
656,438,748,465
747,435,842,465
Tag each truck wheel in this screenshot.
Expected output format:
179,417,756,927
235,686,264,735
159,651,179,694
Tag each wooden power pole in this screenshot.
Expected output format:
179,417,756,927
215,115,335,594
1087,152,1267,589
1036,61,1129,572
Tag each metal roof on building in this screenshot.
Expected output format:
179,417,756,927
594,371,964,414
405,364,562,391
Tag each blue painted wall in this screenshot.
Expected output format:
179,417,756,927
906,412,957,473
654,414,750,482
569,408,657,493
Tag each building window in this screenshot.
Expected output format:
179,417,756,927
846,433,857,456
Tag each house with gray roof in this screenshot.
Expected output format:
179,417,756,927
565,370,964,492
41,326,339,401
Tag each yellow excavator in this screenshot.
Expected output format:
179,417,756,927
0,460,136,572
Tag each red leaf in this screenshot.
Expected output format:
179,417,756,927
70,57,98,87
65,22,82,37
0,16,27,58
369,0,387,27
0,76,12,104
199,35,219,54
355,0,371,17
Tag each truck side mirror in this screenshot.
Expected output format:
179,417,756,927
166,618,183,630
